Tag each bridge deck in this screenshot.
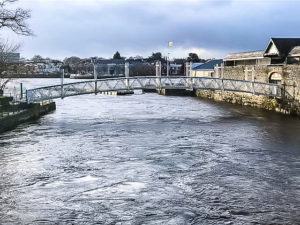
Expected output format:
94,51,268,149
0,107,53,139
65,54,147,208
26,76,281,103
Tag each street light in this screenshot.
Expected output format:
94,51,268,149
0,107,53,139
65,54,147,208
60,63,65,99
91,57,98,94
91,57,97,80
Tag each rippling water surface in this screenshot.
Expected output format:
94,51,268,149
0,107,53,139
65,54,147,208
1,79,300,224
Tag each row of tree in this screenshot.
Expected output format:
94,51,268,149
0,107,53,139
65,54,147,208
113,51,208,63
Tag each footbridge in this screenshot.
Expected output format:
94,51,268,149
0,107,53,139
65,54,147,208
26,76,281,103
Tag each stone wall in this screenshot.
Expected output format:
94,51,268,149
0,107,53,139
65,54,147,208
282,65,300,101
223,64,300,101
219,64,300,115
223,66,245,80
194,89,300,116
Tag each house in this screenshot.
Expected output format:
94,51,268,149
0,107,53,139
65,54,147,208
224,50,269,66
19,59,63,75
169,63,183,75
94,59,125,76
222,37,300,100
190,59,223,77
224,38,300,67
0,52,20,63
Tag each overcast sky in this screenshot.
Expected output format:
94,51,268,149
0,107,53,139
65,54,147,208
4,0,300,60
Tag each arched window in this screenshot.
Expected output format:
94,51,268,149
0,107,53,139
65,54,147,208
269,72,282,84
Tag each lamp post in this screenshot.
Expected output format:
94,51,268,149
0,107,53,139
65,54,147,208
91,57,97,94
60,64,65,99
167,53,170,76
91,57,97,80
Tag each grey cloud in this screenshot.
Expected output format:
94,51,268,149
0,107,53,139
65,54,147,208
16,0,300,59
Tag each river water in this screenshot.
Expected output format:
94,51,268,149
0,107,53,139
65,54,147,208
0,79,300,224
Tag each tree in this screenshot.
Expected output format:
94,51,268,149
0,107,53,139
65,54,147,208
0,0,32,95
31,55,43,62
63,56,81,65
0,40,20,94
63,56,82,74
113,51,121,59
150,52,162,61
0,0,32,36
187,53,200,62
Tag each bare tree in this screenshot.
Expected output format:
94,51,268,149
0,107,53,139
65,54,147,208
0,40,20,94
0,0,31,95
0,0,32,36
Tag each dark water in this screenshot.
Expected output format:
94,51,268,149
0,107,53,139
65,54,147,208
0,79,300,224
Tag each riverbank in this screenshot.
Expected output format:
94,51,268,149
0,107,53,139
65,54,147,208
194,89,300,116
155,88,300,116
2,74,70,78
0,100,56,133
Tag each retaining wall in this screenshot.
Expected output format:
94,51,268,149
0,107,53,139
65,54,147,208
0,102,56,133
194,89,300,116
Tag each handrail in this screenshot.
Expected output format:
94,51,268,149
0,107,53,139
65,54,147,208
26,76,281,103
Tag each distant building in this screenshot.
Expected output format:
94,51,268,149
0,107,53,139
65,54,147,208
169,63,183,75
190,59,223,77
224,38,300,67
224,50,269,66
20,59,63,75
192,63,204,69
222,37,300,101
0,53,20,63
95,59,126,76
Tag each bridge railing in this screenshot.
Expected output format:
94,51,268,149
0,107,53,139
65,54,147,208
26,76,281,103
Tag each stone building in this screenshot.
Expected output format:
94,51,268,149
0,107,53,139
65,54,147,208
223,38,300,101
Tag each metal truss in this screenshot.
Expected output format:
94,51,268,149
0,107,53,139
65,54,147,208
26,76,281,103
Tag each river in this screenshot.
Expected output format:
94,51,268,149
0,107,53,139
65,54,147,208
0,78,300,224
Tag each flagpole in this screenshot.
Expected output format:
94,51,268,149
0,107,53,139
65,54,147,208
167,53,169,77
167,41,173,76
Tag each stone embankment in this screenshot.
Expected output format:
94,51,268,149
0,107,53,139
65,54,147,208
0,97,56,133
194,89,300,116
154,87,300,116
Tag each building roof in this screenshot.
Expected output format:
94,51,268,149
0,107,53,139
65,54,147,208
192,63,204,68
224,50,264,61
193,59,223,70
288,46,300,56
264,38,300,57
